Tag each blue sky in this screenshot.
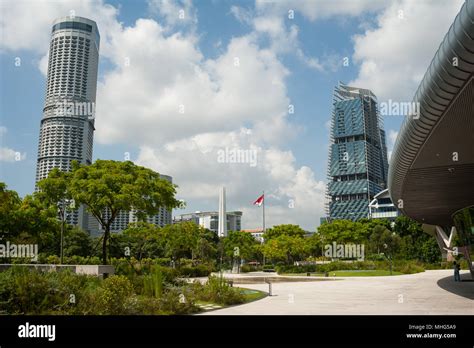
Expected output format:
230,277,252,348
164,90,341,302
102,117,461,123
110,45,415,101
0,0,464,230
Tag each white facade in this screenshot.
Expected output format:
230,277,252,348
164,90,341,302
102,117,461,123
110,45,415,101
35,16,100,231
368,189,399,220
174,211,242,234
242,229,264,243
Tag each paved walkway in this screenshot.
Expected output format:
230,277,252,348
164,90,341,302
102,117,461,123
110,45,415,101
201,270,474,315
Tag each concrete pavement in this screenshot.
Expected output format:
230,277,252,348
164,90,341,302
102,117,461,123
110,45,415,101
201,270,474,315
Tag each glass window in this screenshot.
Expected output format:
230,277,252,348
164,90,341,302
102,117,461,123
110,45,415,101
52,22,92,33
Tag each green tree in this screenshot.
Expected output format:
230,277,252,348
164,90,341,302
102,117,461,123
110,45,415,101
262,234,308,264
222,230,260,269
161,221,200,265
67,160,183,264
120,222,164,260
194,227,219,263
317,220,369,245
263,224,306,240
0,182,22,240
63,226,93,257
37,168,74,263
393,216,440,262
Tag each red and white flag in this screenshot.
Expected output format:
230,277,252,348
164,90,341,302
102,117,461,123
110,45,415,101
253,194,264,206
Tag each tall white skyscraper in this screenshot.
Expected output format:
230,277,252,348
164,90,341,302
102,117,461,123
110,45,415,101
35,16,100,230
218,187,227,237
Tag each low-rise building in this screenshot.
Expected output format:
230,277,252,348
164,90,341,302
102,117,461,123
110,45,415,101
173,211,242,233
241,228,265,243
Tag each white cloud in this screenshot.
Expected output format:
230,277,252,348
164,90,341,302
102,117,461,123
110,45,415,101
386,129,399,161
92,11,328,228
349,0,464,102
95,20,293,147
388,129,398,148
0,148,26,162
231,4,341,72
0,127,25,162
136,136,326,230
0,0,326,229
0,0,120,55
147,0,197,28
255,0,388,22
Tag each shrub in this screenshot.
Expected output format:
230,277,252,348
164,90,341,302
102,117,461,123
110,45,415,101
159,266,180,283
393,262,424,274
192,275,245,306
241,264,262,273
46,255,61,264
158,288,200,315
128,295,164,315
143,266,163,298
178,264,213,278
275,264,316,274
0,267,101,315
96,275,134,315
0,267,53,314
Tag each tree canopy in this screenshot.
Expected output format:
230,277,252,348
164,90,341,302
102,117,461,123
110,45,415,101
38,160,184,264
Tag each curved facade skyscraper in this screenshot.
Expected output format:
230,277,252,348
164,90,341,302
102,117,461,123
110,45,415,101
35,16,100,229
388,0,473,274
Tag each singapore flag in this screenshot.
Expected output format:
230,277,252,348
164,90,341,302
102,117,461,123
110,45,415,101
253,194,264,206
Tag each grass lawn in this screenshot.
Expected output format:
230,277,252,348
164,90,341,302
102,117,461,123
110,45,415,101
195,288,267,312
282,270,403,277
237,287,267,302
330,270,403,277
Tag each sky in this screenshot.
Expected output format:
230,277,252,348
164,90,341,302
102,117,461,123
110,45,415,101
0,0,465,231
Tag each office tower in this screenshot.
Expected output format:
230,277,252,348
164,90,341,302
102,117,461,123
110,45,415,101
218,187,227,237
35,16,100,230
326,82,389,221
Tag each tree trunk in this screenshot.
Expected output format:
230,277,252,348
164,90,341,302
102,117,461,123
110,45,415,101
102,227,110,265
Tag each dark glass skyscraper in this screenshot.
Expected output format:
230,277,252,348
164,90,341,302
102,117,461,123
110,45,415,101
326,83,389,221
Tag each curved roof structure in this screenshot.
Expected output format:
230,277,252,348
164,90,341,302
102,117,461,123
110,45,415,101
388,0,474,226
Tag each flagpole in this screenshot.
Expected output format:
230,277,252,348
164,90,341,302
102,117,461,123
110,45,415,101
262,190,265,268
262,190,265,234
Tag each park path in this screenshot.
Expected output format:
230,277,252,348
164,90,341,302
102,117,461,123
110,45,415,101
200,270,474,315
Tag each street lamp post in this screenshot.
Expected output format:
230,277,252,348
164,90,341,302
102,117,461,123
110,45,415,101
58,200,66,265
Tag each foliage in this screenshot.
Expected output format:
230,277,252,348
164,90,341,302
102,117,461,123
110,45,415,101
160,222,201,263
191,275,245,305
263,224,306,240
262,234,308,264
222,230,260,266
393,216,441,263
95,275,134,315
142,266,163,298
240,264,261,273
275,260,428,275
317,219,370,244
178,264,213,277
0,184,60,255
66,160,183,264
0,182,22,240
0,267,101,315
